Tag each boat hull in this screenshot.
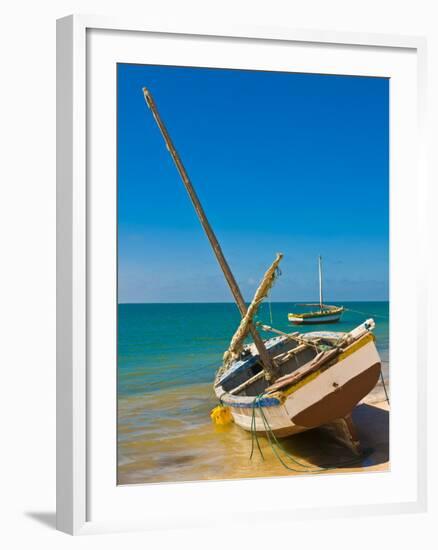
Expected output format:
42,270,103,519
222,336,381,437
288,312,342,325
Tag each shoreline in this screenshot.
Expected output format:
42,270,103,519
118,389,390,484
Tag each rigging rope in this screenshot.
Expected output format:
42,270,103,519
344,307,389,320
249,395,372,472
379,370,390,406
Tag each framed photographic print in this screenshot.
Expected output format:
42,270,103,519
57,15,427,535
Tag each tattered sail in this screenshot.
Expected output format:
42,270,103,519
223,253,283,372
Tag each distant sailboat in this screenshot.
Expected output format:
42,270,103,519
288,256,344,325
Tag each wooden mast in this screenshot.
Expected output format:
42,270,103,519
318,255,324,311
142,87,276,380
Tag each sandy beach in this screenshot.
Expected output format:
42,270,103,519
117,303,390,485
118,382,389,485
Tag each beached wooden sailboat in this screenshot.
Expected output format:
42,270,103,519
142,88,382,454
288,256,344,325
215,289,380,448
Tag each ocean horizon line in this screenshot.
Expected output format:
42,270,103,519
118,300,389,305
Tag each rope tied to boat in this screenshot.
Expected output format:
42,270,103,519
380,371,390,406
249,394,372,473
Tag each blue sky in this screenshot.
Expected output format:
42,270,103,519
118,64,389,303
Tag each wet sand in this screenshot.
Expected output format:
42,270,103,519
117,382,389,485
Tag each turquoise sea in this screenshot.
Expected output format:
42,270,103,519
118,301,389,397
117,302,389,484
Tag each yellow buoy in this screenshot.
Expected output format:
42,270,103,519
210,405,234,425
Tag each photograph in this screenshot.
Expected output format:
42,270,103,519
116,63,390,485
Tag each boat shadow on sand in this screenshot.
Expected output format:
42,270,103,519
275,403,389,471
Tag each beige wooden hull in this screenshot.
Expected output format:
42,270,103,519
227,337,381,437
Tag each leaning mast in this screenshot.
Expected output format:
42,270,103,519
142,87,276,381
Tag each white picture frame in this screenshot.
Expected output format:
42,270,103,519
56,14,428,535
